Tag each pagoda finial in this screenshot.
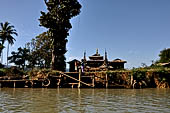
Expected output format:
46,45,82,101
105,49,108,61
84,50,86,61
96,48,99,55
104,49,108,67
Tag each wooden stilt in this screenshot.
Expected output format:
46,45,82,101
57,75,61,88
106,73,108,88
57,80,60,88
131,74,133,86
14,82,16,88
92,74,95,87
78,68,81,88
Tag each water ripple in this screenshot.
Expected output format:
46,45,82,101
0,88,170,113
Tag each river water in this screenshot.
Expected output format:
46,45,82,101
0,88,170,113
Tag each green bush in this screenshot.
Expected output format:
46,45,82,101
0,68,6,76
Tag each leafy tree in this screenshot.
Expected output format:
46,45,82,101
25,39,37,68
158,48,170,63
39,0,81,71
8,47,30,69
0,22,18,66
34,32,52,68
26,32,52,69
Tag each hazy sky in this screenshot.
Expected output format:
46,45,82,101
0,0,170,68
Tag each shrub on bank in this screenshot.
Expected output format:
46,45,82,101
0,68,6,76
0,67,25,80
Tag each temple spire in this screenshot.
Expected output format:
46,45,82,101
104,49,108,67
105,49,108,61
84,50,86,61
96,48,99,55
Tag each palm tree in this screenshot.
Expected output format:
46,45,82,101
0,22,18,66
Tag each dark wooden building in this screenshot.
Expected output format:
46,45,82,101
68,49,127,72
67,59,81,72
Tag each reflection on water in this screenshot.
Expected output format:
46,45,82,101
0,88,170,113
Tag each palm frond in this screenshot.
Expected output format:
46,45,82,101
0,23,3,29
0,21,17,45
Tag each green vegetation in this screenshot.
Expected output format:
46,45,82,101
158,48,170,63
105,67,170,88
29,32,52,68
0,67,25,78
8,32,52,69
8,47,30,69
25,32,52,69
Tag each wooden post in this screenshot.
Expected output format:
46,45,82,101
14,82,16,88
71,84,74,88
106,73,108,88
57,80,60,88
92,74,95,87
131,74,133,86
57,74,61,88
41,80,44,87
78,68,81,88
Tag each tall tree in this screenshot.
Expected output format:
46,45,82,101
39,0,81,71
0,22,18,66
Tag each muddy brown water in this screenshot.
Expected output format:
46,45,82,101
0,88,170,113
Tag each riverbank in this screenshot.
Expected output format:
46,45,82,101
0,67,170,88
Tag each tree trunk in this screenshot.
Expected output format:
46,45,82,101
51,38,66,72
51,48,56,70
7,42,9,67
1,41,5,64
1,50,3,64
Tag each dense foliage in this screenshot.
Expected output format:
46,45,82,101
158,48,170,63
8,32,52,69
8,47,30,69
27,32,52,68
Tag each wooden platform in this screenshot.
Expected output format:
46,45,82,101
0,70,119,88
